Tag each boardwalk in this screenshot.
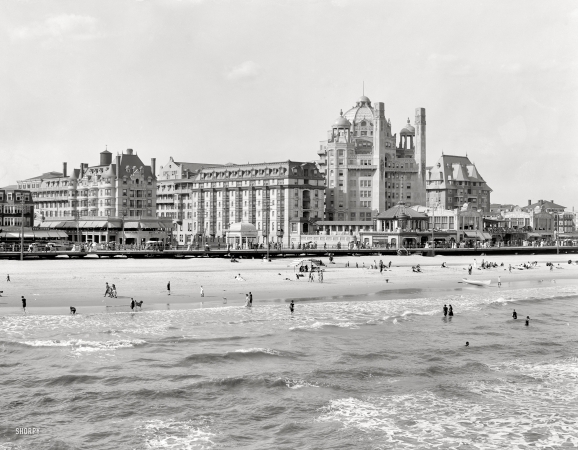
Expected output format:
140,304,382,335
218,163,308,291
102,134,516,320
0,246,575,260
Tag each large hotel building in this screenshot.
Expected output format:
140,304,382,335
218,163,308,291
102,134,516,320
317,95,427,221
156,158,325,247
17,149,169,245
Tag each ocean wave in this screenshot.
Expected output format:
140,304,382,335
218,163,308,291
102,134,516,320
21,338,146,353
317,386,578,449
141,419,216,450
177,347,292,366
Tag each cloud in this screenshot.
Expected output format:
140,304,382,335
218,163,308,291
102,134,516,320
11,14,102,41
225,61,260,81
498,115,527,146
428,53,473,76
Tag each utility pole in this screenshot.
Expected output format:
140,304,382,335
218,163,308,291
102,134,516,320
266,186,270,262
20,197,25,261
431,204,435,257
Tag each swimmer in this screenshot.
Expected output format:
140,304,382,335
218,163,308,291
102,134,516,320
465,341,469,347
512,309,517,320
443,304,448,317
525,316,530,326
289,300,295,313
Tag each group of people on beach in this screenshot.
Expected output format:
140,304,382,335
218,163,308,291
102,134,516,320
104,282,117,298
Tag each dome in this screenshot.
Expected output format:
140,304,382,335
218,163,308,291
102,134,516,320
358,95,371,104
400,118,415,135
332,111,351,128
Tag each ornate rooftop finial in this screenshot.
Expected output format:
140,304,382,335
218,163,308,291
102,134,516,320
339,109,343,116
407,118,410,124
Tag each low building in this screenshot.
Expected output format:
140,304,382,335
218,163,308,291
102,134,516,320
0,186,34,228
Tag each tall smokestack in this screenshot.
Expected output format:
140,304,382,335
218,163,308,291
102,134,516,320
528,200,531,206
62,162,67,178
151,158,156,178
116,155,121,178
415,107,427,206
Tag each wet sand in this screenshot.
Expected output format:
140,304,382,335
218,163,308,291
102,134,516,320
0,253,577,315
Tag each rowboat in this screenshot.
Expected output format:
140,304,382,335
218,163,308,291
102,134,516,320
462,278,491,286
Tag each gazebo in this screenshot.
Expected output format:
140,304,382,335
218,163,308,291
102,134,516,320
226,223,258,249
360,202,430,249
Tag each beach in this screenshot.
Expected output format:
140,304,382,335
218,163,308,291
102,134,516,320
1,254,578,449
0,253,577,313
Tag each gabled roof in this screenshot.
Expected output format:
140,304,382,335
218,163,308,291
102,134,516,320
22,171,64,181
523,200,566,211
376,202,428,220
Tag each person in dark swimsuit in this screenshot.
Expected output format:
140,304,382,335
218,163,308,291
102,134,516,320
512,310,517,319
289,300,294,313
448,305,454,316
21,296,26,314
443,305,448,317
525,316,530,326
130,298,135,311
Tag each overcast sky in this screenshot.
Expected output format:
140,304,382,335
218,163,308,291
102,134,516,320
1,0,576,208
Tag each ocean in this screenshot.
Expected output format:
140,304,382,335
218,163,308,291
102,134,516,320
1,281,577,449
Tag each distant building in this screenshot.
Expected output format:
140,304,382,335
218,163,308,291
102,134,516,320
0,186,34,227
317,95,427,223
426,154,492,213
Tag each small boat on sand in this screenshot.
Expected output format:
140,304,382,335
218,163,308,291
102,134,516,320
462,278,491,287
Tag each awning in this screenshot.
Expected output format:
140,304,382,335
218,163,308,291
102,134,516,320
464,231,486,240
482,232,492,240
123,221,140,229
139,221,163,229
527,233,541,238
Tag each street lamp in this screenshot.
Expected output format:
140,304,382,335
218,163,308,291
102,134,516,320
20,197,25,261
430,201,440,256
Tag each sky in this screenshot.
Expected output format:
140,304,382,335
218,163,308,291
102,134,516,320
1,0,577,208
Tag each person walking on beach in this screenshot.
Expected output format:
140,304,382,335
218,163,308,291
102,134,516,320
200,286,204,297
289,300,295,313
448,305,454,317
249,292,253,306
104,282,110,297
443,304,448,317
525,316,530,326
509,264,512,273
498,276,501,287
468,265,472,276
244,294,251,308
167,281,171,295
111,284,117,298
130,298,135,311
512,309,517,319
6,274,10,282
21,296,26,314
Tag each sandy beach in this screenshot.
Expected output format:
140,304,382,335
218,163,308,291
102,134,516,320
1,253,577,314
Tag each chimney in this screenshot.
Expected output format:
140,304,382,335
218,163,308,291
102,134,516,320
62,162,67,178
151,158,156,178
116,155,122,178
126,148,133,155
528,200,531,206
539,200,543,206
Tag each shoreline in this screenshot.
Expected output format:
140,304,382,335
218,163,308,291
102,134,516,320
1,253,577,316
